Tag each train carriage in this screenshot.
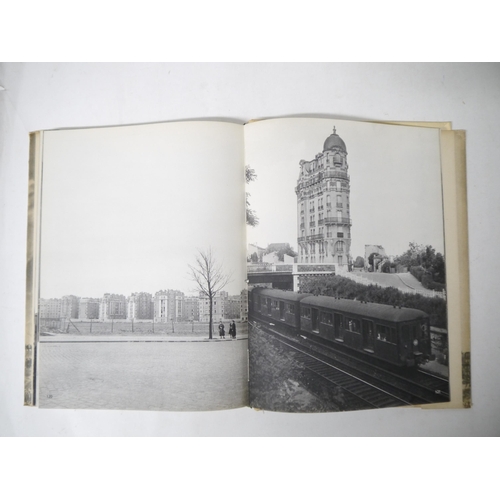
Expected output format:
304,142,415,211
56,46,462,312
299,296,431,367
249,287,310,333
250,287,432,368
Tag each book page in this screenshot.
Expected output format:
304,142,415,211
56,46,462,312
245,117,461,412
30,120,249,411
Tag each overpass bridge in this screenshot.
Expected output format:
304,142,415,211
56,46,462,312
247,263,337,291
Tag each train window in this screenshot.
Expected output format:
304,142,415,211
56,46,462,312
420,321,429,338
286,304,295,314
301,307,311,319
346,317,360,333
321,312,333,325
376,324,396,344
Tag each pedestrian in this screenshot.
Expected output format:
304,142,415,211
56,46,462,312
229,320,236,339
218,321,225,339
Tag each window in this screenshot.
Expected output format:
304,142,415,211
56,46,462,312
337,232,344,238
346,317,360,333
321,312,333,325
301,307,311,319
376,324,397,344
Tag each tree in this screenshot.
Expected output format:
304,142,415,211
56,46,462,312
393,242,446,289
354,256,365,268
265,243,297,261
245,165,259,227
188,248,232,339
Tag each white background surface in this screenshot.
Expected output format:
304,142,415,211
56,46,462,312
1,62,499,438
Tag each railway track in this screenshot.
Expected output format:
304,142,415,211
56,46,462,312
299,329,450,403
252,318,449,408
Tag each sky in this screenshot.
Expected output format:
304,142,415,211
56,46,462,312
39,117,445,299
244,117,445,260
39,121,247,298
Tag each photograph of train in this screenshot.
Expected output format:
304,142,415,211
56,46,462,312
245,118,450,413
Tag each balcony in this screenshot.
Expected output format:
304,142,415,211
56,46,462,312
324,170,349,181
297,234,324,242
324,217,352,225
318,219,324,225
310,222,316,227
336,203,343,208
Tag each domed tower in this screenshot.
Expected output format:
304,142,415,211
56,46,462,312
295,127,352,268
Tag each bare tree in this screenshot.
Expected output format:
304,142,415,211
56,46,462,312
188,248,232,339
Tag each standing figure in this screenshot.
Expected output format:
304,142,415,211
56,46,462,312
229,320,236,339
218,321,225,339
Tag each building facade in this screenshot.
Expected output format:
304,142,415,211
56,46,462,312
199,291,227,322
79,298,100,320
182,296,200,321
154,290,185,323
239,289,248,321
296,127,352,268
60,295,80,319
127,292,154,320
39,298,62,319
224,294,242,319
100,293,127,321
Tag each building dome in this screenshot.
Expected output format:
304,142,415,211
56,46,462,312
323,127,347,153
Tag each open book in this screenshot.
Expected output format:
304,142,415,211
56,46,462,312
25,117,470,412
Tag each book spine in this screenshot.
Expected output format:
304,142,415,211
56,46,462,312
441,130,471,409
24,131,43,406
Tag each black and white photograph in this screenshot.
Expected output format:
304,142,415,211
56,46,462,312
4,61,499,441
245,118,451,413
33,121,249,411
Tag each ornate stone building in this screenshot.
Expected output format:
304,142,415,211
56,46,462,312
296,127,352,268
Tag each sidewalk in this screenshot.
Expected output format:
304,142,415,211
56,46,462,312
40,334,248,343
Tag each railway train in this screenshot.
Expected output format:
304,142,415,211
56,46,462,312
249,287,433,368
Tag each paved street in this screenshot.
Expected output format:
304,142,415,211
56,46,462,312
37,339,248,411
